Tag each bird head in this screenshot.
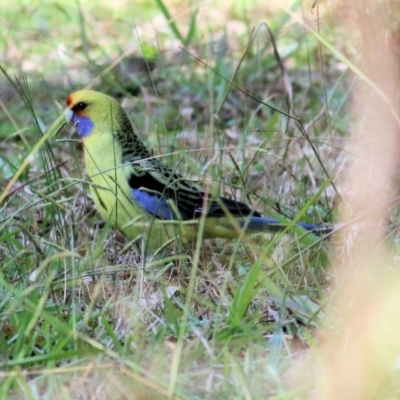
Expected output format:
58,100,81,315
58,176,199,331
65,90,151,162
65,90,125,138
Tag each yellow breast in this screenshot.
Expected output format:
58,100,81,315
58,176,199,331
81,134,187,254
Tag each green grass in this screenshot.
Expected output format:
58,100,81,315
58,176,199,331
0,0,349,398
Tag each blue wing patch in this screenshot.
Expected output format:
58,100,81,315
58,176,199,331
132,189,178,220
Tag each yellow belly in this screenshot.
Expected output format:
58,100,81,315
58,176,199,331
87,164,180,253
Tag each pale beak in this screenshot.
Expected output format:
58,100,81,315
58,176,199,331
65,108,73,124
65,108,78,127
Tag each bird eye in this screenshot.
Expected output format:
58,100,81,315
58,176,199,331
74,102,87,111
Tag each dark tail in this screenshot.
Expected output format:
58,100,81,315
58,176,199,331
242,217,332,236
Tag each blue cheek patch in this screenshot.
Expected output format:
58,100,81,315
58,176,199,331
132,189,178,220
74,116,94,137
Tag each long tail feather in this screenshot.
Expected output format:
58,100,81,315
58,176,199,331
242,217,332,236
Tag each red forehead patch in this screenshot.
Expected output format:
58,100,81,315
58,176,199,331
66,95,73,106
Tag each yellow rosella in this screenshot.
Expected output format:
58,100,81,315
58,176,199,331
65,90,330,254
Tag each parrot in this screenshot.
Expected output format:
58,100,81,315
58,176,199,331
65,90,331,255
